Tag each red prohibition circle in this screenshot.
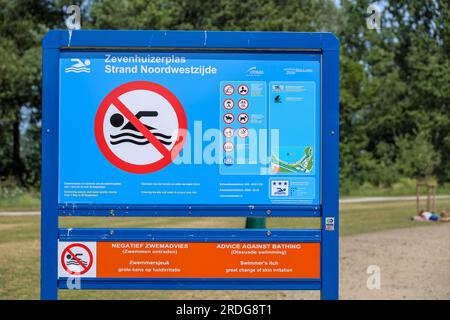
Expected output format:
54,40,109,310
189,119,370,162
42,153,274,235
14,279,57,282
238,113,249,124
94,81,187,174
223,141,234,152
223,127,234,138
223,98,234,110
223,84,234,95
238,98,249,110
238,84,249,96
238,127,249,138
223,113,234,124
61,243,94,275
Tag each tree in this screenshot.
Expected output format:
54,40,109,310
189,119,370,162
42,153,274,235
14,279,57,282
395,129,441,180
337,0,450,189
88,0,338,31
380,1,450,183
0,0,60,185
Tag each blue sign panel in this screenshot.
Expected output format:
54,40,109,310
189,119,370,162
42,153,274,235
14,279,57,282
41,30,339,301
58,51,321,205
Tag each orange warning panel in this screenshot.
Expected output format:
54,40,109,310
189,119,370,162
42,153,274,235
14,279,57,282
96,242,320,279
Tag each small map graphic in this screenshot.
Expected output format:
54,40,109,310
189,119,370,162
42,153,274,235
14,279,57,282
271,146,314,174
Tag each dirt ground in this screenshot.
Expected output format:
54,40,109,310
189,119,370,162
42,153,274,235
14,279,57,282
339,222,450,300
199,223,450,300
291,222,450,300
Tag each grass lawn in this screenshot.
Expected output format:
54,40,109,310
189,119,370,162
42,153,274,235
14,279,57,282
0,198,449,300
0,193,40,212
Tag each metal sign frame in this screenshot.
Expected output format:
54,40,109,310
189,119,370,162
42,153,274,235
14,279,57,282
41,30,339,300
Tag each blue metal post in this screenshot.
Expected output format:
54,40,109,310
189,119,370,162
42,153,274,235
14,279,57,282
41,44,59,300
320,36,340,300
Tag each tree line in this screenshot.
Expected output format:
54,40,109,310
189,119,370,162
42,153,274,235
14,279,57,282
0,0,449,193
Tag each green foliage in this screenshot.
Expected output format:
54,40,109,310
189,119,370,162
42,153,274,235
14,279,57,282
338,0,450,191
0,0,61,185
0,177,26,199
395,130,441,179
88,0,339,31
0,177,40,211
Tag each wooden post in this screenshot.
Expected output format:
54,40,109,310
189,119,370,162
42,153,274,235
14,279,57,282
416,183,420,214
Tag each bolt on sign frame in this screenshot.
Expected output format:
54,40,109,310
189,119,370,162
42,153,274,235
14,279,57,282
41,30,339,300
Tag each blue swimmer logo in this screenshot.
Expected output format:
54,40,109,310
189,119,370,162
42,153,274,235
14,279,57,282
65,58,91,73
271,180,289,196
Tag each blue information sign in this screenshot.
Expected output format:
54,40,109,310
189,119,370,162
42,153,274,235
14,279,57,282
41,30,339,300
59,51,321,205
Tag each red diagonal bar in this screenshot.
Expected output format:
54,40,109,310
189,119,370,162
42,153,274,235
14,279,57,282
112,97,171,159
67,249,88,272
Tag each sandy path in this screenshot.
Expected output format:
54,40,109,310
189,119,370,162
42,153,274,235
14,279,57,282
339,223,450,299
340,195,450,204
0,211,40,216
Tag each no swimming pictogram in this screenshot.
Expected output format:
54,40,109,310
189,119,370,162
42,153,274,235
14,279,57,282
61,243,94,276
94,81,187,174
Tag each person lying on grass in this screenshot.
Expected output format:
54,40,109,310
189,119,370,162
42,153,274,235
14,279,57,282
412,209,450,222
